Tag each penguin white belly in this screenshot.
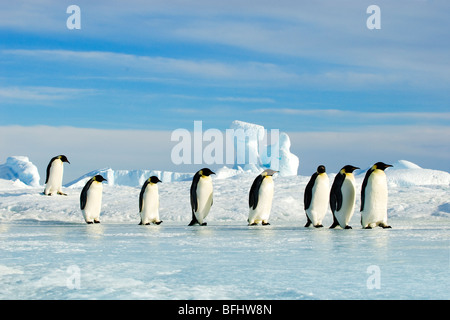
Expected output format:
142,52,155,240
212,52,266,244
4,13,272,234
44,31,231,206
362,172,388,228
44,160,63,195
195,177,213,224
335,177,356,227
306,175,329,226
82,182,103,223
249,177,274,224
141,185,160,224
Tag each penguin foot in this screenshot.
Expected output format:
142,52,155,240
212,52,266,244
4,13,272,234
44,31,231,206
201,222,207,226
344,225,352,229
248,222,257,226
364,226,372,229
262,222,270,226
94,220,100,224
381,225,392,229
86,221,94,224
57,191,67,196
314,224,324,228
155,221,163,225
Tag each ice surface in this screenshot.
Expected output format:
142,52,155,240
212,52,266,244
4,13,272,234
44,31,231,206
0,161,449,299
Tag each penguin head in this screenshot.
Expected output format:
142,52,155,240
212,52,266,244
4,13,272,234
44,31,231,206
373,162,393,171
199,168,215,177
149,176,162,184
317,165,326,174
261,169,278,177
58,155,70,164
93,175,107,183
340,165,360,174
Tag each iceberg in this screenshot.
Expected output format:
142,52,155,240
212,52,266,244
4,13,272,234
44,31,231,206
0,156,40,187
230,120,299,176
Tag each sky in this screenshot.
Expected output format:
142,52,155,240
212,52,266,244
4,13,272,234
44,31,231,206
0,0,449,181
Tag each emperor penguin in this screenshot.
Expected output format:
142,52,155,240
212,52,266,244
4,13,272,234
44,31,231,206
139,176,162,225
329,165,359,229
189,168,215,226
361,162,393,229
248,169,278,226
44,155,70,196
304,165,329,228
80,175,107,224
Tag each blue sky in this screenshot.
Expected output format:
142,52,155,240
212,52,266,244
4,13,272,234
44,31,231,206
1,0,449,179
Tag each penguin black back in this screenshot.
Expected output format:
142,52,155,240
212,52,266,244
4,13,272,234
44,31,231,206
249,174,264,210
190,171,201,214
80,178,94,211
45,155,70,184
330,172,345,213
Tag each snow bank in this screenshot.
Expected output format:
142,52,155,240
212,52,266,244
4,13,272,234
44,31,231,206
0,156,40,187
65,168,194,188
387,160,450,187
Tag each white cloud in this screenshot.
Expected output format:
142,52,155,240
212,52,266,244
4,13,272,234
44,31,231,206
2,49,298,84
253,108,450,122
0,86,97,103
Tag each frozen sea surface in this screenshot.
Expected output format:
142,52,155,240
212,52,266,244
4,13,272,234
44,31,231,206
0,171,449,300
0,219,448,300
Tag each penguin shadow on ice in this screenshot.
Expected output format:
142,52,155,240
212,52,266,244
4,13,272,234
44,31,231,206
43,155,70,196
138,176,163,225
188,168,215,226
248,169,278,226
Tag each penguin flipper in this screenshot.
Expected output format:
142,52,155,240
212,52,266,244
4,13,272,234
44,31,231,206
304,173,318,210
45,156,58,184
80,178,94,210
360,168,373,212
190,173,200,213
249,175,264,210
139,180,151,212
330,172,345,212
